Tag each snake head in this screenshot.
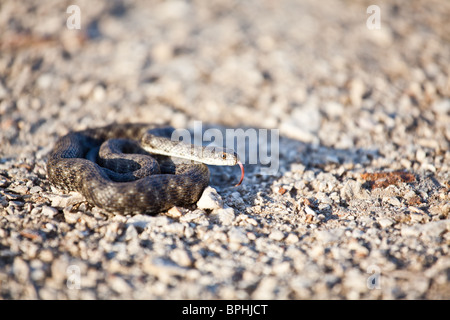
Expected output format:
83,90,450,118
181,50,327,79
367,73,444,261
202,146,244,186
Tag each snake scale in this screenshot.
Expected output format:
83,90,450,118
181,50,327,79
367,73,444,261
47,123,244,215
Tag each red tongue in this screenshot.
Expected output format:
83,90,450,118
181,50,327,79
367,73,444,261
235,161,244,187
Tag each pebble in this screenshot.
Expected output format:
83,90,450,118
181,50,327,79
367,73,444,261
304,205,316,216
63,211,81,224
41,205,59,218
401,219,450,238
315,228,345,244
416,149,427,162
170,248,193,267
431,99,450,114
349,78,365,107
378,218,395,228
383,197,402,207
12,257,29,283
49,193,85,208
340,180,369,200
163,206,182,218
39,249,54,263
269,229,285,241
143,258,187,284
29,186,43,194
196,187,223,210
211,207,235,225
109,275,132,294
228,227,249,244
285,233,299,245
252,277,277,299
410,212,425,223
124,225,138,241
8,185,28,195
0,177,8,187
126,215,155,230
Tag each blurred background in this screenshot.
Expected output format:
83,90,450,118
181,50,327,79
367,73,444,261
1,0,448,156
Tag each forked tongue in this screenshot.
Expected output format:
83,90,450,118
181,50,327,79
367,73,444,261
235,161,244,187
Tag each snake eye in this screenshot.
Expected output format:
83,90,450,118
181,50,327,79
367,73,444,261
221,153,227,160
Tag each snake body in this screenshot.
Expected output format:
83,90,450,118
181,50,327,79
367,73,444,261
47,123,242,215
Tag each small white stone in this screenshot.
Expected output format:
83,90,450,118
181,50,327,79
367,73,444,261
304,205,316,216
285,233,299,244
29,186,43,194
126,214,155,229
378,218,394,228
228,227,249,244
269,229,285,241
252,277,277,299
41,205,59,218
196,186,223,210
45,223,55,231
431,99,450,114
212,207,235,225
416,149,426,162
401,225,420,237
124,225,138,241
170,248,193,267
383,196,401,207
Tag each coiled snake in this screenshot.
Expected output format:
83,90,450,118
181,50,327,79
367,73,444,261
47,123,244,215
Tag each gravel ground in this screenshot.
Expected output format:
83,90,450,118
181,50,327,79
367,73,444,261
0,0,449,299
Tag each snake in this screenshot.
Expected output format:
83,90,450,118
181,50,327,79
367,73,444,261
47,123,244,215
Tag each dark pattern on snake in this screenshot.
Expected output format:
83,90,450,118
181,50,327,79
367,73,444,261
47,123,210,215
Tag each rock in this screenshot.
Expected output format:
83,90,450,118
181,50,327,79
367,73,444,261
420,219,450,238
41,205,59,218
126,214,155,230
342,269,368,298
315,228,345,244
167,206,183,218
39,249,54,263
49,193,85,208
13,257,29,283
349,78,365,107
401,219,450,238
143,258,187,284
1,0,448,301
304,205,316,216
269,229,284,241
378,218,395,228
285,233,299,244
108,275,132,294
252,277,277,299
124,225,138,241
210,207,235,225
170,248,193,267
383,197,401,207
416,149,426,162
228,227,249,244
340,180,369,200
63,210,81,224
196,187,223,210
400,225,420,237
431,99,450,114
29,186,43,194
